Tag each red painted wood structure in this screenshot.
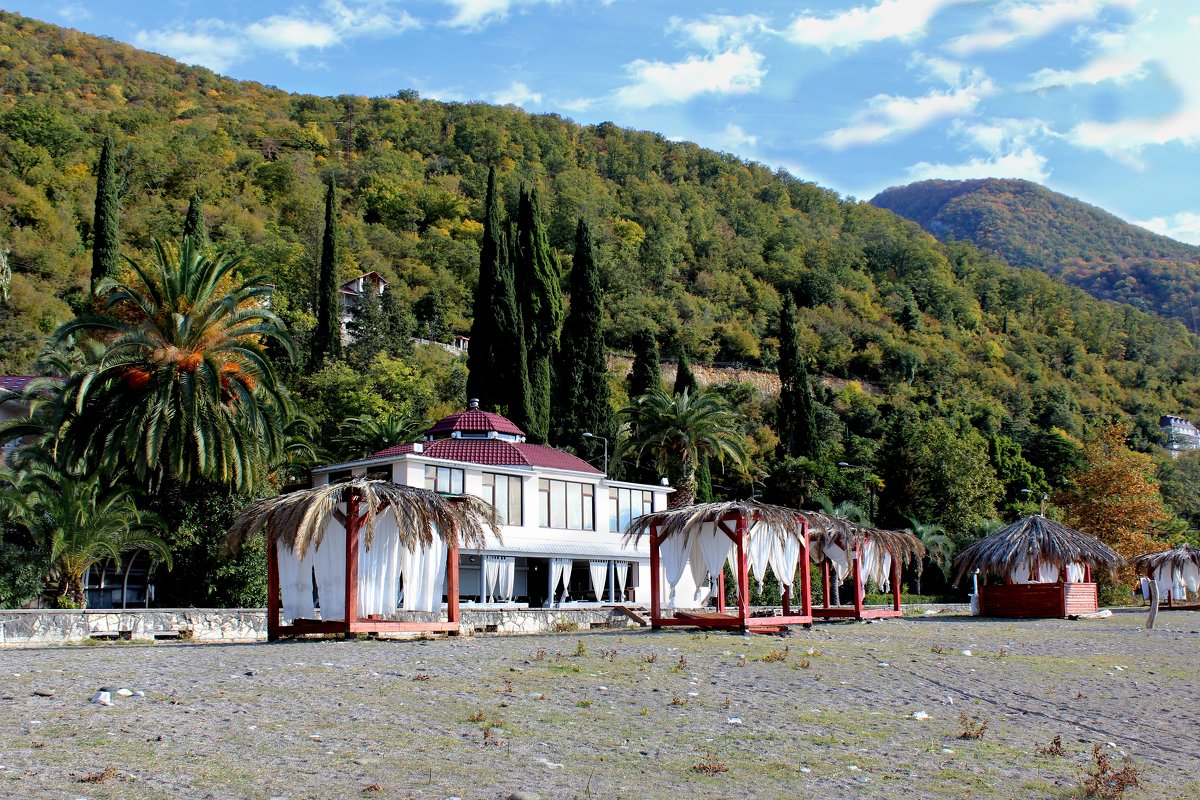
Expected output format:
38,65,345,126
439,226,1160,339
644,504,813,633
977,576,1097,618
813,546,904,621
266,487,462,640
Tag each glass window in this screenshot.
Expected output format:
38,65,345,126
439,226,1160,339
482,473,522,525
425,465,464,494
611,488,655,532
538,478,595,530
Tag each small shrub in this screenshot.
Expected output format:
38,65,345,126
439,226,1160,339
1079,745,1140,799
722,698,732,709
468,710,485,723
996,647,1008,658
639,707,649,716
531,648,547,661
957,711,989,739
412,674,431,682
669,654,688,673
669,695,688,706
552,621,580,633
603,649,618,662
1037,735,1067,757
762,645,789,663
931,645,946,654
503,679,514,693
642,653,658,663
798,658,811,669
78,767,117,784
692,753,728,775
482,727,505,747
576,699,592,708
573,639,588,658
363,784,383,793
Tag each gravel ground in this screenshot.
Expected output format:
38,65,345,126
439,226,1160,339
1,608,1198,800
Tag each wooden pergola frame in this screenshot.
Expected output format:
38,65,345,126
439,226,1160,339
266,487,462,640
648,510,813,632
812,540,904,621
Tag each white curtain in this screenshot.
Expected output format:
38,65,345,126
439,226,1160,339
358,512,402,618
1064,562,1086,583
614,561,629,600
589,560,609,602
1154,566,1176,601
858,540,892,590
1008,561,1032,584
1140,576,1152,601
767,532,802,589
277,539,316,623
823,541,850,580
747,521,774,584
658,533,690,608
401,532,448,612
313,516,347,620
483,557,500,603
550,558,575,603
1183,562,1200,594
1170,569,1188,601
1037,562,1061,583
497,557,515,601
693,522,734,600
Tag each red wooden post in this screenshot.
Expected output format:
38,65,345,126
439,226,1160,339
891,556,902,613
266,535,281,641
649,527,661,629
344,490,360,627
799,521,812,618
735,515,750,629
716,568,726,614
852,548,864,619
1084,564,1092,583
821,560,831,609
446,540,460,624
782,584,791,615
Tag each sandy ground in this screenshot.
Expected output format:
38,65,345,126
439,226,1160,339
1,609,1198,800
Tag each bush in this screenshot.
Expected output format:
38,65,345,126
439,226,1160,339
0,538,46,608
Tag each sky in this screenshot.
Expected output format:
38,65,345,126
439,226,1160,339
11,0,1200,243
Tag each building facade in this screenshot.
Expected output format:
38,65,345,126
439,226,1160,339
1161,415,1200,457
313,401,675,607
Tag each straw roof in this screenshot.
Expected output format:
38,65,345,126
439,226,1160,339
951,515,1122,586
226,479,498,559
623,499,806,544
1131,544,1200,577
806,512,926,568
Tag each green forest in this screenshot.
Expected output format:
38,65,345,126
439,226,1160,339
1,11,1199,606
871,178,1200,329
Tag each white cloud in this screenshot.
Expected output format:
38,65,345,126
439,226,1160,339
1028,52,1147,89
492,81,542,106
905,116,1051,182
56,4,91,23
442,0,559,30
718,123,758,150
671,14,767,51
136,1,418,72
1133,211,1200,245
614,45,766,108
822,73,995,149
784,0,964,51
946,0,1138,56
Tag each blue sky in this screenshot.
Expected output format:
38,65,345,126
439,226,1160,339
13,0,1200,243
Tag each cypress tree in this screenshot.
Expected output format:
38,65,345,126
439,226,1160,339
309,182,341,371
182,191,207,246
777,292,818,457
552,218,615,464
513,184,562,444
673,346,698,396
90,136,119,292
346,280,386,369
381,287,415,358
627,328,662,398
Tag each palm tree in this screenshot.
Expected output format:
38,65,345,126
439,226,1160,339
907,516,954,595
816,496,869,524
335,412,428,461
0,466,170,607
49,237,298,493
619,388,751,507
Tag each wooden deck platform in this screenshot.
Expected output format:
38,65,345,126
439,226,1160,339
811,606,902,620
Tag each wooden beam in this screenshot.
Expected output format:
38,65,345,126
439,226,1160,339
822,560,831,609
344,493,360,627
266,536,280,642
446,541,460,624
735,515,750,629
716,519,738,543
717,567,726,614
649,527,662,629
891,555,902,613
799,521,812,619
852,548,864,619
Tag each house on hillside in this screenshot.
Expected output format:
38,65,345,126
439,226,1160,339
312,400,685,608
339,271,387,343
1161,415,1200,457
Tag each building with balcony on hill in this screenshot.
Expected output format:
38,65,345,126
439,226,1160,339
1161,415,1200,457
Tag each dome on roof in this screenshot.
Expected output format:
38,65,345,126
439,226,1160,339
427,399,525,439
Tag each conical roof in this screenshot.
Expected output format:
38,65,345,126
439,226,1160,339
951,515,1123,586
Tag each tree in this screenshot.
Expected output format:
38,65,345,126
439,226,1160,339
0,466,169,608
551,218,614,462
309,182,341,370
673,346,698,396
620,388,751,507
183,191,208,245
1056,422,1169,563
0,245,10,306
91,136,119,292
414,286,448,342
627,328,661,398
776,292,818,458
513,184,562,444
907,517,953,595
380,286,415,358
336,412,428,461
345,280,386,369
52,238,299,494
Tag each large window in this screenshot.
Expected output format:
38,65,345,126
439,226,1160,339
424,465,464,495
539,479,594,530
610,487,655,533
482,473,523,525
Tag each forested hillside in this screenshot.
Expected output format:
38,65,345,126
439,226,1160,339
2,11,1200,547
871,179,1200,328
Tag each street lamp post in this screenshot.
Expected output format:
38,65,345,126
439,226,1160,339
837,461,875,522
1020,488,1048,516
582,432,608,476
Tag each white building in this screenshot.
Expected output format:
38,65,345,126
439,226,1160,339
312,400,684,608
339,271,387,343
1161,415,1200,458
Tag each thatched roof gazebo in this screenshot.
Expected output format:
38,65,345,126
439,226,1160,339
807,513,925,620
1132,544,1200,609
228,479,497,639
625,500,812,633
951,515,1122,618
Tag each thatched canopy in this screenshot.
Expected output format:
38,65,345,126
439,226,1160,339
623,499,806,544
806,513,926,568
227,479,498,559
1132,544,1200,577
951,515,1122,586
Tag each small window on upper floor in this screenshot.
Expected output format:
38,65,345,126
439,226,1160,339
425,465,464,494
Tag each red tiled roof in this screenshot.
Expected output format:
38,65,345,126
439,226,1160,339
367,439,601,474
427,408,525,436
0,376,37,394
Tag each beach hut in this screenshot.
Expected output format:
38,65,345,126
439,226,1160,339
227,479,496,639
1133,544,1200,610
625,500,812,632
951,515,1122,618
807,513,925,620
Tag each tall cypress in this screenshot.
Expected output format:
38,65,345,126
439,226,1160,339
467,168,531,425
90,136,119,292
182,191,207,246
309,182,341,371
627,328,662,398
513,184,562,444
777,291,818,457
552,218,615,464
673,346,698,396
